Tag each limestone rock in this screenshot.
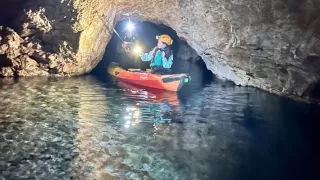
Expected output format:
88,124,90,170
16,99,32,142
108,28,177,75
20,7,52,37
0,44,8,53
13,55,48,76
0,0,319,101
0,67,14,77
0,27,56,77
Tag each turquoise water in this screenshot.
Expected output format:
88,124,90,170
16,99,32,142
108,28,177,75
0,75,319,180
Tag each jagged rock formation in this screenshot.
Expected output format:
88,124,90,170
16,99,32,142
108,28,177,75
0,27,75,76
0,0,320,101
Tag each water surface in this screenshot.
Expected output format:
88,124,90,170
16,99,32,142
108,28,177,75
0,75,319,180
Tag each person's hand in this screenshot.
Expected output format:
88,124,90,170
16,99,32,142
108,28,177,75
121,42,128,49
122,42,130,52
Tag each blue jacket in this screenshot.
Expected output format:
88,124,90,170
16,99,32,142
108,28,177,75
140,49,173,68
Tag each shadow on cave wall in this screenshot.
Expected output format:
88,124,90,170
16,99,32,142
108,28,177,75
286,0,320,30
92,20,214,86
0,0,31,27
303,80,320,102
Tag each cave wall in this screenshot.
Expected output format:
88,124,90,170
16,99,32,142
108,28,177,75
0,0,320,101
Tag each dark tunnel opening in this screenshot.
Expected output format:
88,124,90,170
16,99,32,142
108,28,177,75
92,20,214,87
0,0,31,27
304,80,320,102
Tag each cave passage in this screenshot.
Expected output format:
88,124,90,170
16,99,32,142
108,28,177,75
92,19,213,86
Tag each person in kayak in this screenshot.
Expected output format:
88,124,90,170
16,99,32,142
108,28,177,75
139,34,173,74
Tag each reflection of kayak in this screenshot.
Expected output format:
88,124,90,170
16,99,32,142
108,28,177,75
107,62,190,91
119,81,178,127
118,81,180,106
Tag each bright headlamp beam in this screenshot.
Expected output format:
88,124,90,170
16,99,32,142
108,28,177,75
126,21,135,31
133,46,142,54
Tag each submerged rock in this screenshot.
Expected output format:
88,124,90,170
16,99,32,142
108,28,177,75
0,0,319,101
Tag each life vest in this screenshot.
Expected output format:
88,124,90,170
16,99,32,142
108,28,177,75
150,48,173,67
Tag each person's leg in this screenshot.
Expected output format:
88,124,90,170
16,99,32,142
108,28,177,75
151,67,171,74
151,66,160,74
164,68,172,74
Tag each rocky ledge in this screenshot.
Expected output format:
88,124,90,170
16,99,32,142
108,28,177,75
0,26,77,76
0,0,319,101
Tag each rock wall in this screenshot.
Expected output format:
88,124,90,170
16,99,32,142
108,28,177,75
0,0,320,101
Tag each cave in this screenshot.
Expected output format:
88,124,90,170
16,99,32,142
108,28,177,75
0,0,319,101
1,0,320,180
92,20,213,86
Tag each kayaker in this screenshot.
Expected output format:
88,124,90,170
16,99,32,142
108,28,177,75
139,34,173,74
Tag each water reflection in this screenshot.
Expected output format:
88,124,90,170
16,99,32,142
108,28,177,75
118,81,180,106
118,81,181,129
0,77,80,179
0,75,319,180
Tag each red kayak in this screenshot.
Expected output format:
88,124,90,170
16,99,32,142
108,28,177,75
107,62,190,91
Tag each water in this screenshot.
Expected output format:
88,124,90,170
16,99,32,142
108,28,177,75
0,75,319,180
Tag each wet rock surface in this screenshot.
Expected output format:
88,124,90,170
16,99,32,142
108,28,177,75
0,27,76,77
0,0,320,100
0,76,319,179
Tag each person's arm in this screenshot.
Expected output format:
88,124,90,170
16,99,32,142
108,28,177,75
122,42,131,53
140,48,156,61
162,54,173,68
